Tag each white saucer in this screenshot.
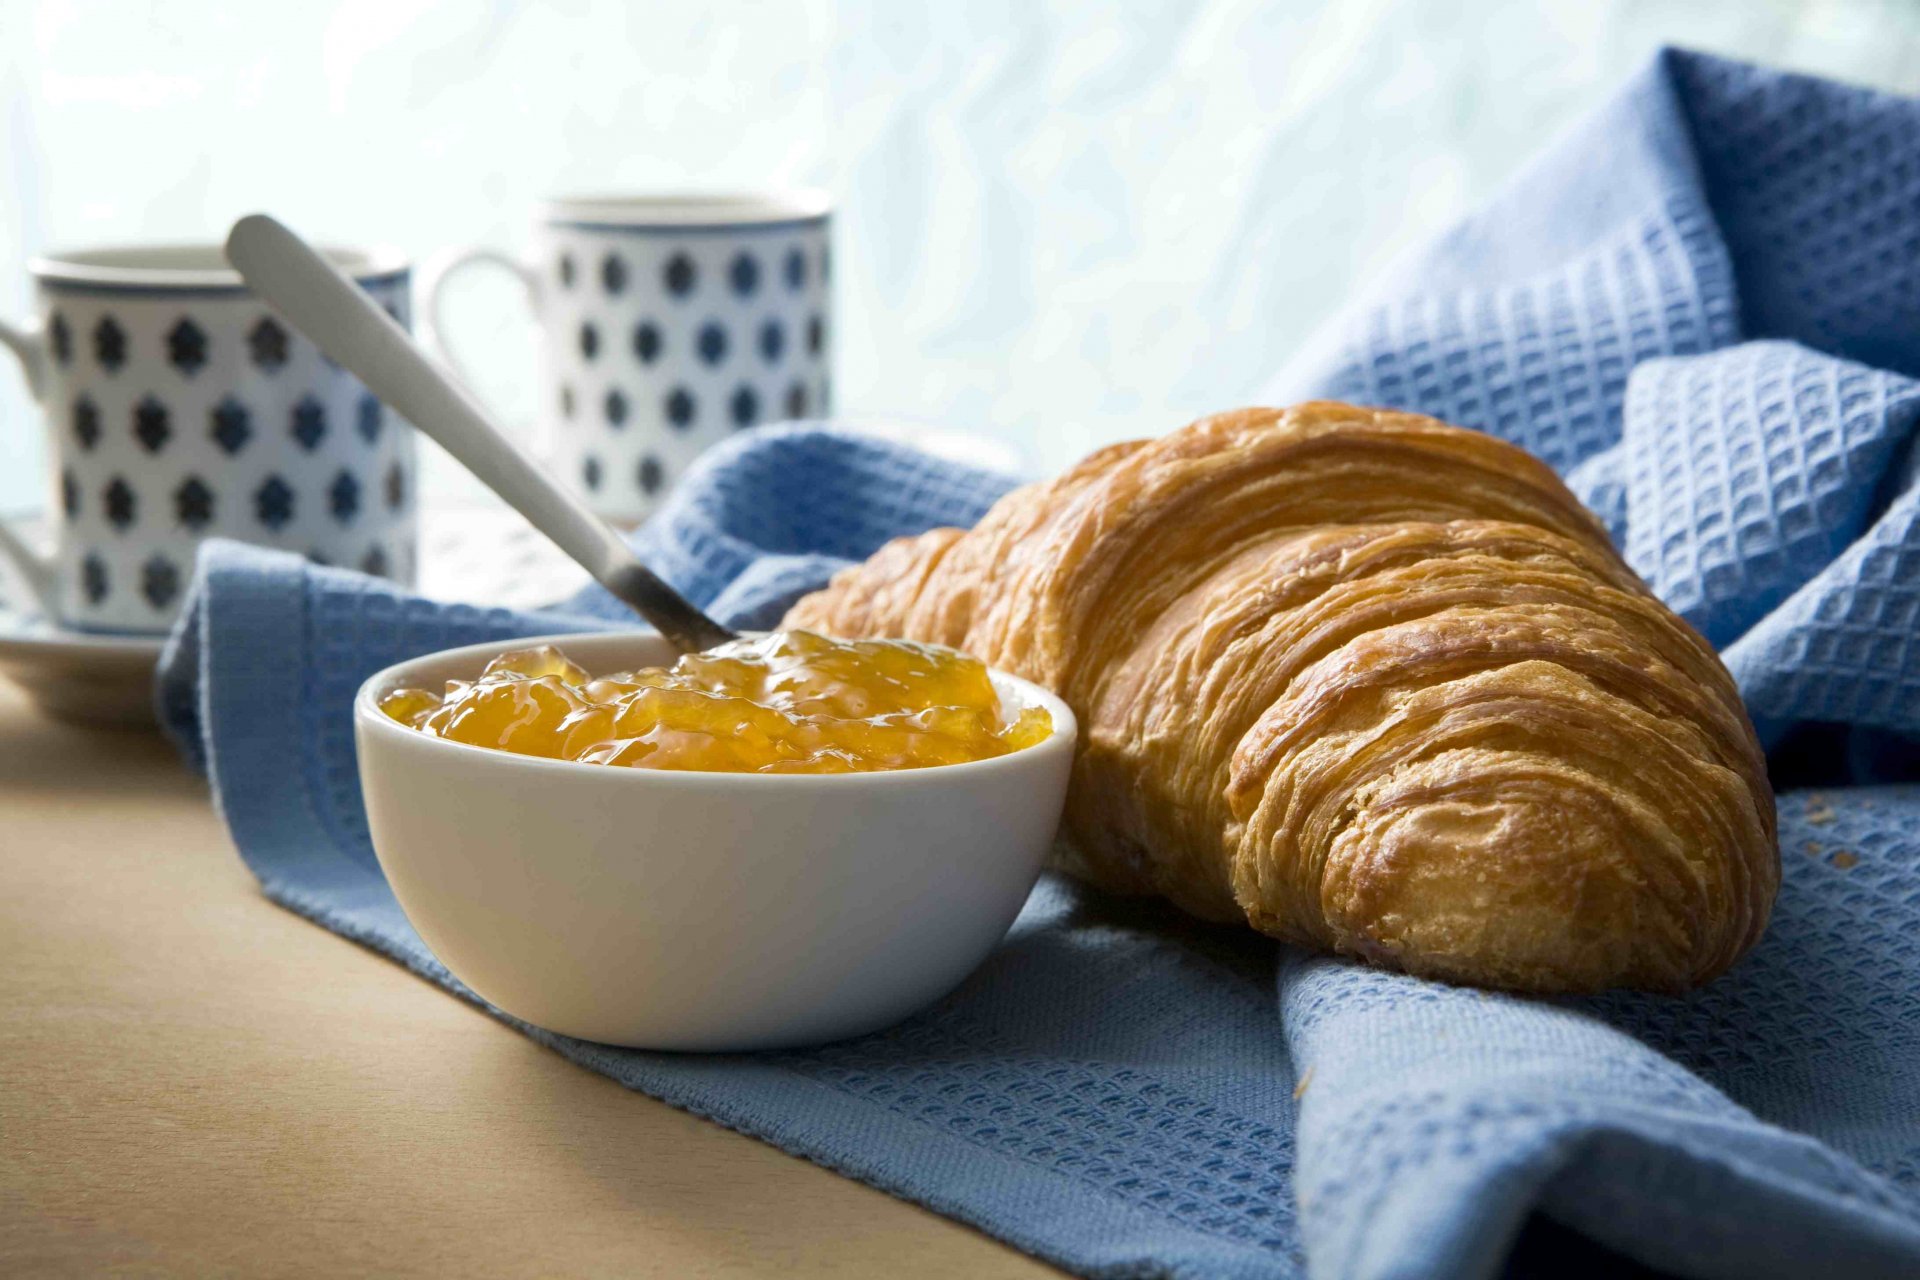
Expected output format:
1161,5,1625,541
0,599,166,729
0,514,163,729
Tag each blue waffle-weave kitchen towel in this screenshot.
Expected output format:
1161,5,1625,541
160,49,1920,1279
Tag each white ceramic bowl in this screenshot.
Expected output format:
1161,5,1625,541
353,631,1076,1051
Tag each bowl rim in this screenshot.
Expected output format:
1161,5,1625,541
353,629,1078,788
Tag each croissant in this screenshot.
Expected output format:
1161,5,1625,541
785,403,1778,993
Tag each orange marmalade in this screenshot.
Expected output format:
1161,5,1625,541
377,630,1052,774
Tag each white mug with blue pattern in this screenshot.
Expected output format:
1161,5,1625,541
0,244,418,634
420,193,832,522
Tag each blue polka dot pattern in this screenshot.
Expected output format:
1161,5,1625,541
356,394,382,443
664,253,697,298
535,219,830,516
697,322,727,366
666,387,696,429
92,316,126,372
141,554,179,609
133,397,171,453
49,312,71,366
328,470,360,524
290,396,327,451
254,475,295,531
210,398,251,455
102,477,136,531
175,476,214,530
79,553,107,603
249,315,289,371
166,317,207,377
72,396,101,452
601,253,627,296
730,384,759,428
729,252,760,297
33,273,419,633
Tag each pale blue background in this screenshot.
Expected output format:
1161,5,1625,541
4,0,1919,512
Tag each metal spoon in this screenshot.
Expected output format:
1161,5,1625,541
223,213,736,655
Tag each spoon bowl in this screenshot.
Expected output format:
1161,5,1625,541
353,631,1077,1050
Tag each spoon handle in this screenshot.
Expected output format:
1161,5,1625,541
224,214,736,655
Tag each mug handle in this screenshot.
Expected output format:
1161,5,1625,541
0,315,57,615
417,244,545,439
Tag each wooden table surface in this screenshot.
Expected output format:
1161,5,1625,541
0,683,1058,1277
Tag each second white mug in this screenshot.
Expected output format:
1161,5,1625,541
421,192,833,521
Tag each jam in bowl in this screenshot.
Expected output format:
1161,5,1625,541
377,629,1053,774
353,630,1076,1051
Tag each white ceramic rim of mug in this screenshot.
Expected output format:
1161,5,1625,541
538,190,831,232
28,242,411,292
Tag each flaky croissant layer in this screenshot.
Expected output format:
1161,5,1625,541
785,404,1778,992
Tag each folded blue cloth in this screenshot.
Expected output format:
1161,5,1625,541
160,48,1920,1279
